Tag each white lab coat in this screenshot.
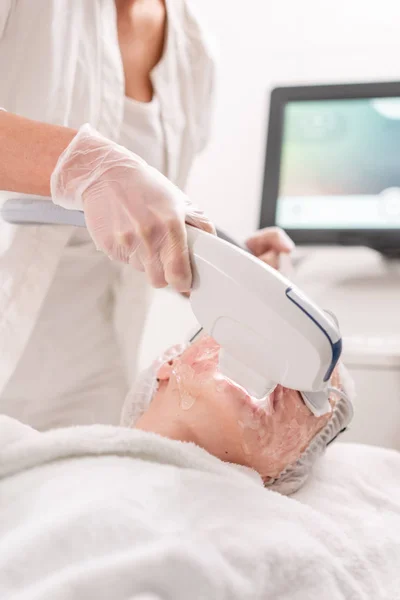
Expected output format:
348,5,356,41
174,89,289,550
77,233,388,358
0,1,214,415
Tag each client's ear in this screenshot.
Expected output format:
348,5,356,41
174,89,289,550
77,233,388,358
157,359,175,381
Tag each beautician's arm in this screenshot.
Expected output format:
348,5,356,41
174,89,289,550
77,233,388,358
0,110,76,196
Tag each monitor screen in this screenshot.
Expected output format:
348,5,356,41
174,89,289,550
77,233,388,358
276,97,400,230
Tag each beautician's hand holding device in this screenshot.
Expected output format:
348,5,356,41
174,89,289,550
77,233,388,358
0,110,214,293
0,109,290,283
0,107,293,284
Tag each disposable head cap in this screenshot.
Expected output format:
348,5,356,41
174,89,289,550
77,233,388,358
121,345,354,495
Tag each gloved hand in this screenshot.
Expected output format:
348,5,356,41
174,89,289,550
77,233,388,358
246,227,294,270
50,124,215,292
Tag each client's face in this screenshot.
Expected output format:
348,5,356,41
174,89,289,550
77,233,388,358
136,335,339,480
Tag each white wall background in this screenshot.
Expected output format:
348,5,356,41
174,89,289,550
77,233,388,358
186,0,400,241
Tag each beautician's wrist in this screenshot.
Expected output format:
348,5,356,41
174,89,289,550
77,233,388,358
0,110,77,197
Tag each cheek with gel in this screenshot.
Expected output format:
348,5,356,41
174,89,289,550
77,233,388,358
234,392,275,459
172,362,199,410
170,337,225,410
171,355,219,411
243,387,332,478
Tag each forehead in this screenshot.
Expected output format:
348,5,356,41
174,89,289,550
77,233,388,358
180,334,220,363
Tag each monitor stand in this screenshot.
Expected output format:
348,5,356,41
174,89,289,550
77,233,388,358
377,247,400,259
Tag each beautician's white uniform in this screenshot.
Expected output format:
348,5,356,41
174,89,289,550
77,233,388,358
0,1,214,430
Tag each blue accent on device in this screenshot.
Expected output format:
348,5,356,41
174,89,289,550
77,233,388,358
285,287,342,382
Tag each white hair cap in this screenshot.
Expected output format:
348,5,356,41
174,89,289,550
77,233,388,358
121,346,354,496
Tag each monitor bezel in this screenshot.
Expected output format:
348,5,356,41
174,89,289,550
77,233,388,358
260,81,400,251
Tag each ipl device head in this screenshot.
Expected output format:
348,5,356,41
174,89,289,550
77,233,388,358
186,226,342,416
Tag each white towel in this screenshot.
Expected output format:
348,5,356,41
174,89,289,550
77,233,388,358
0,416,399,600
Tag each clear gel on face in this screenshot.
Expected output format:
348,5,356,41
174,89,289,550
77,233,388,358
172,363,197,411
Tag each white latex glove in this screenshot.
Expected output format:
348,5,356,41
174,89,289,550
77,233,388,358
50,124,215,292
246,227,295,271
